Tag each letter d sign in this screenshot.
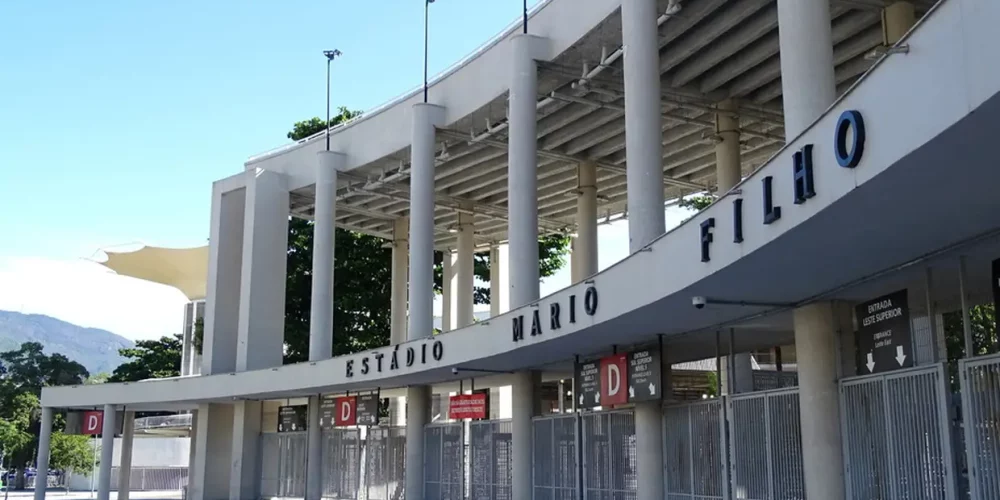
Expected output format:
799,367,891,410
599,353,628,407
82,411,104,435
334,396,357,427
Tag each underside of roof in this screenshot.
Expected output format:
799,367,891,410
284,0,932,249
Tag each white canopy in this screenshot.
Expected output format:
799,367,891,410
101,245,209,300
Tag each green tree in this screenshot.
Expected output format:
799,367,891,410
943,304,998,387
48,432,95,476
678,194,715,212
84,373,109,385
281,111,570,362
108,335,182,383
0,343,91,489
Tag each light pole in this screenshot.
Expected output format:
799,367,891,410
523,0,528,33
322,49,342,151
424,0,435,103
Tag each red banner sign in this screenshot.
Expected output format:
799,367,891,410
335,396,357,427
599,353,628,407
448,393,488,420
82,411,103,435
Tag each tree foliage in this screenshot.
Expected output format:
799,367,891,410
108,335,182,383
287,107,360,140
48,432,96,475
0,343,91,488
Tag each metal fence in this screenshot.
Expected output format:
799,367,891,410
751,371,798,392
468,419,513,500
425,422,465,500
109,466,188,491
362,427,406,500
533,414,579,500
581,410,636,500
260,432,307,499
664,400,727,500
729,387,805,500
840,363,956,500
322,428,363,500
960,353,1000,499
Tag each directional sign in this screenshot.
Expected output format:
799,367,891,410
320,395,338,429
856,289,913,375
627,348,662,402
278,405,307,433
574,359,600,408
357,393,381,426
599,353,628,407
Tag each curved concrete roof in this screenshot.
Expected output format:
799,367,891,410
43,0,1000,408
240,0,934,248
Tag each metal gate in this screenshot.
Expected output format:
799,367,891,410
468,419,513,500
532,414,579,500
109,467,188,491
425,422,465,500
260,432,307,499
728,387,805,500
960,353,1000,499
664,400,727,500
581,410,636,500
322,428,362,499
840,363,956,500
362,427,406,500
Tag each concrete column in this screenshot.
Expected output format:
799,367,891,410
190,404,234,500
622,0,665,253
408,102,445,341
391,218,409,345
883,1,916,46
442,252,454,332
794,302,849,500
187,410,198,498
309,151,342,362
32,407,53,500
96,405,116,500
489,244,502,317
508,33,544,308
236,169,289,372
777,0,836,138
635,401,664,500
511,371,541,500
391,217,409,425
181,303,193,376
456,208,475,328
229,401,262,500
573,162,598,282
715,99,741,192
305,396,323,500
203,181,246,375
117,411,136,500
404,385,431,500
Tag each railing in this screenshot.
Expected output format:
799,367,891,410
664,399,726,500
959,353,1000,499
728,387,805,500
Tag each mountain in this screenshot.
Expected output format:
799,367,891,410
0,310,134,375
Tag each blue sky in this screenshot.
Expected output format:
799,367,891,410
0,1,694,340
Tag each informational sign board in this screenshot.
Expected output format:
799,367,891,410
319,395,336,429
82,411,104,435
992,258,1000,335
357,393,381,426
627,348,662,402
448,390,489,420
599,353,628,407
278,405,307,433
334,396,357,427
574,359,600,408
856,289,913,374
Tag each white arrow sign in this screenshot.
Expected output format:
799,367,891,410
579,393,584,406
649,382,656,396
895,345,907,366
866,352,876,373
593,392,600,404
628,386,635,399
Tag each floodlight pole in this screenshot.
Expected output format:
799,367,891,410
523,0,528,33
323,49,342,151
424,0,434,103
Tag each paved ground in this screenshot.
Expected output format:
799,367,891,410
1,490,181,500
